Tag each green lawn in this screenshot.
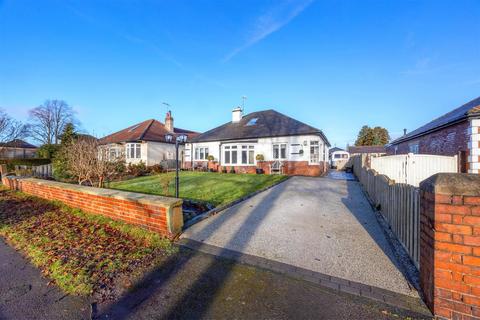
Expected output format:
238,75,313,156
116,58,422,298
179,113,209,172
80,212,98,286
109,172,288,206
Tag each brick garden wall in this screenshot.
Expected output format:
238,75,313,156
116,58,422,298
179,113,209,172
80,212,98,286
1,176,184,238
420,173,480,319
187,160,327,177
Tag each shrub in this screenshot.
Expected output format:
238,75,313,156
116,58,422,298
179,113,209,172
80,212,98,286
221,167,227,174
229,166,235,174
127,162,148,177
207,155,215,161
255,154,264,161
148,164,165,174
37,144,61,159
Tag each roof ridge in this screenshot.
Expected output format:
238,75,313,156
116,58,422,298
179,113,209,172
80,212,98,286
139,119,155,141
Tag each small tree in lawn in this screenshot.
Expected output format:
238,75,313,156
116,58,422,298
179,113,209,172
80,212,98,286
94,145,125,188
63,137,124,187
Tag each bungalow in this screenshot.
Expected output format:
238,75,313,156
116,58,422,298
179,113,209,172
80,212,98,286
99,111,198,166
386,96,480,173
329,147,350,169
348,145,386,157
0,139,37,159
185,108,330,176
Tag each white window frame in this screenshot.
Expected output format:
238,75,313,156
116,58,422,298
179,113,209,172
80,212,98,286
310,141,320,164
273,143,287,160
223,144,255,166
109,146,121,160
194,147,209,160
126,143,142,159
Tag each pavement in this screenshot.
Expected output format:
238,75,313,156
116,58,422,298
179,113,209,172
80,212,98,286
96,246,430,319
181,174,419,298
0,238,91,320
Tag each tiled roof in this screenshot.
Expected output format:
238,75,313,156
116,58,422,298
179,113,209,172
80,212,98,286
348,145,386,154
391,96,480,145
191,109,330,146
0,139,37,149
99,119,199,144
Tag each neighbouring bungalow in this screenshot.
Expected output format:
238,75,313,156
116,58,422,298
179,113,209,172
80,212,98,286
99,111,198,166
329,147,350,169
347,145,386,157
185,107,330,176
0,139,37,159
386,96,480,173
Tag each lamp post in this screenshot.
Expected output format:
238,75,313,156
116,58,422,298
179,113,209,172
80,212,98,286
165,133,188,198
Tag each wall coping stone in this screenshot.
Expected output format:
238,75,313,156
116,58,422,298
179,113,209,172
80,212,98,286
4,177,183,207
419,173,480,196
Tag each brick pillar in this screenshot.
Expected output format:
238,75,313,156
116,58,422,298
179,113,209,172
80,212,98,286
420,173,480,319
468,118,480,174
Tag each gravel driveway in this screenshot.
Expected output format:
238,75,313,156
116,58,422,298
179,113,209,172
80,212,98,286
181,175,418,297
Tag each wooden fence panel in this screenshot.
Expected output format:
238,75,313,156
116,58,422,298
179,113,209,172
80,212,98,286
351,155,420,268
370,153,458,186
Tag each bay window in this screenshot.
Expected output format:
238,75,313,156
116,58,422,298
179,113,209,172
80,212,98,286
231,146,238,164
224,144,255,165
126,143,141,159
224,146,231,164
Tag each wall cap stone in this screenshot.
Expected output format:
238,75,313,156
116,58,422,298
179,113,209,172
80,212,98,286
5,177,183,207
419,173,480,196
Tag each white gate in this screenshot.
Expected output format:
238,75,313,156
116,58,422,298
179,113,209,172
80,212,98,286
370,153,458,186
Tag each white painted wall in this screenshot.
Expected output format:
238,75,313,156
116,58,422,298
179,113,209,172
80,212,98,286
186,134,329,167
106,141,185,166
469,118,480,174
146,141,184,166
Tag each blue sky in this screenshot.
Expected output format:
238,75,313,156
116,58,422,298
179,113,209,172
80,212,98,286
0,0,479,147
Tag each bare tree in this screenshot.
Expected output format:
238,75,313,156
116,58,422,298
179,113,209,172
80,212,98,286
29,100,78,145
62,137,124,187
0,109,29,154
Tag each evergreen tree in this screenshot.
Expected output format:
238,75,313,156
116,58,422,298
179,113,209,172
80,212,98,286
355,125,390,146
52,123,78,181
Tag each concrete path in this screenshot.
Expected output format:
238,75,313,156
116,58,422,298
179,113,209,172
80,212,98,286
181,175,418,298
0,238,91,320
327,170,356,181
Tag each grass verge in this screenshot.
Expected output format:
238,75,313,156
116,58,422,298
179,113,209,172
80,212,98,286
0,188,176,301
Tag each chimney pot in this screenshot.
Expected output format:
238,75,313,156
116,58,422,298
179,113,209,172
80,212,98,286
403,128,407,136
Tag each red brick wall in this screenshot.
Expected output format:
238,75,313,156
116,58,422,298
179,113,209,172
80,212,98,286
420,174,480,319
186,160,326,176
1,176,183,238
387,121,470,157
219,161,326,176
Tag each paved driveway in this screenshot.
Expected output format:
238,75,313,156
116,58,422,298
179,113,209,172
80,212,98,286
181,175,417,297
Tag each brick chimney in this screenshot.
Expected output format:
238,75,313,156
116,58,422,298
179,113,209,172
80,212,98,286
165,110,174,132
232,106,243,123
